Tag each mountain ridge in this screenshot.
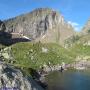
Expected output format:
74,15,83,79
3,8,75,46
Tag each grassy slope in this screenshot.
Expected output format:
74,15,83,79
65,33,90,58
1,41,90,76
71,44,90,56
11,42,76,70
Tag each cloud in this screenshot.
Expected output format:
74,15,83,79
68,21,82,32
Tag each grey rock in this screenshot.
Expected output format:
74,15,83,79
4,8,75,45
0,62,44,90
0,20,6,32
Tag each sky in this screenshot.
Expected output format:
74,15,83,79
0,0,90,31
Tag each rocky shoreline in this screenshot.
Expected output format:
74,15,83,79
0,55,90,90
38,60,90,88
39,60,90,75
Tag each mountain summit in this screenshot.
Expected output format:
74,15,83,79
4,8,75,45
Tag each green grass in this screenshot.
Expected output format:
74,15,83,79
10,42,76,70
71,44,90,56
1,41,90,76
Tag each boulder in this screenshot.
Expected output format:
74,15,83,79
0,62,44,90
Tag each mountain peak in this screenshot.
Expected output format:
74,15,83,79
3,8,75,46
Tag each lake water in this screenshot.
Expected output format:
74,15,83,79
45,70,90,90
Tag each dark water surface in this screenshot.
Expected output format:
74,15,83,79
45,70,90,90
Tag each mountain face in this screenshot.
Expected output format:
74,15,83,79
0,20,6,32
82,19,90,35
76,19,90,45
4,8,75,45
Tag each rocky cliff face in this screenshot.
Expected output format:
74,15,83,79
0,20,6,32
0,62,44,90
82,19,90,35
4,8,75,45
77,19,90,45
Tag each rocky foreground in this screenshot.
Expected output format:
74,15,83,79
0,62,44,90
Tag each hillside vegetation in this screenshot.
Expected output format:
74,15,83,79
1,42,90,70
71,44,90,56
10,42,76,69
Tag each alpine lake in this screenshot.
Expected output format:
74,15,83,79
45,69,90,90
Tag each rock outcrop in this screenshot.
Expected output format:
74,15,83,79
4,8,75,45
0,62,44,90
82,19,90,35
76,19,90,45
0,20,6,32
